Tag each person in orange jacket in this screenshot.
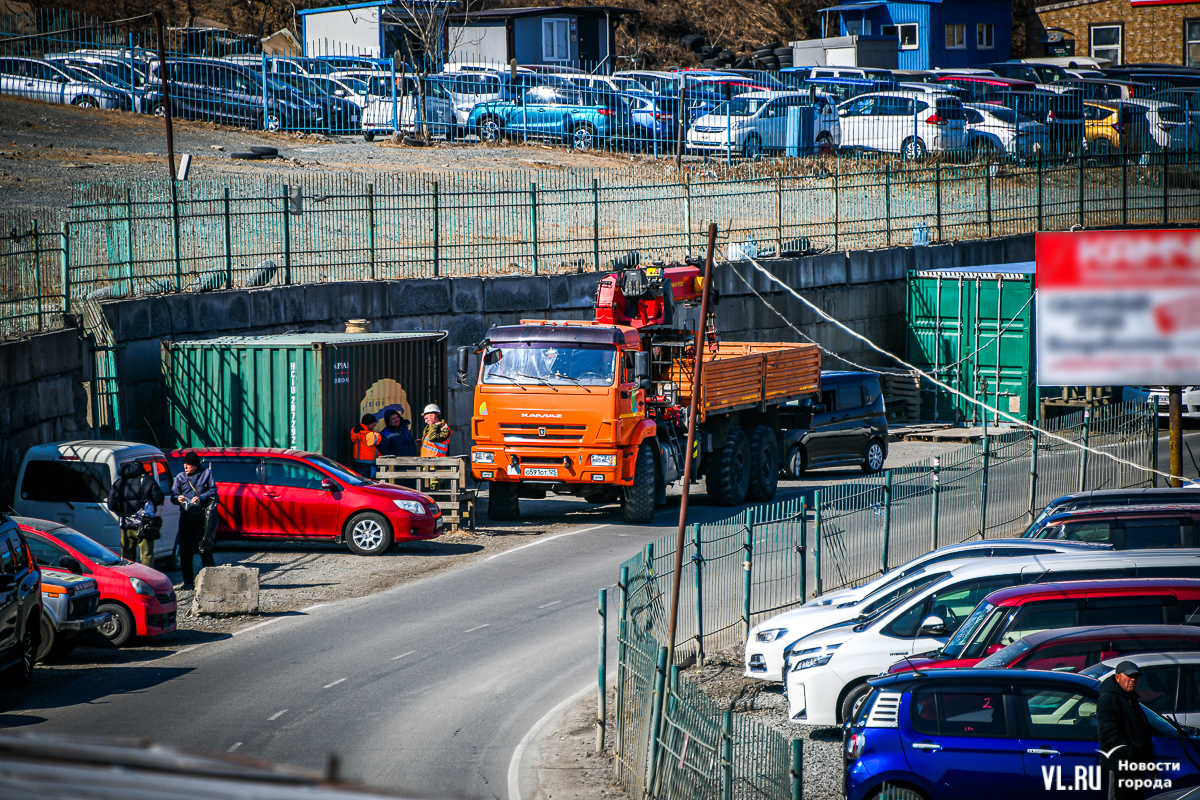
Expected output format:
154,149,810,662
351,414,382,478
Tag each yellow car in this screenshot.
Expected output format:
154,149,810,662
1082,100,1150,156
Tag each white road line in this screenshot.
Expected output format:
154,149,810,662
537,601,561,609
464,624,490,633
268,709,288,721
168,644,203,658
228,742,242,752
392,651,416,661
232,617,286,637
303,603,329,612
486,524,609,562
508,683,593,800
323,678,346,689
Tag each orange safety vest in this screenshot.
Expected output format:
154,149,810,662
351,426,381,461
420,438,449,458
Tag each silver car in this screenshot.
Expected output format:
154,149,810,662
964,102,1047,157
0,56,129,109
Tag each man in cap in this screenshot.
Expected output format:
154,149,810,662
170,451,217,590
1098,660,1155,800
420,404,452,490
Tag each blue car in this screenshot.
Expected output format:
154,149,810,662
465,84,634,150
844,669,1200,800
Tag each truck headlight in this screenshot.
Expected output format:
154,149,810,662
472,451,495,464
393,499,427,515
755,628,788,643
129,577,155,597
590,454,617,467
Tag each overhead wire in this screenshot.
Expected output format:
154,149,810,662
736,251,1184,485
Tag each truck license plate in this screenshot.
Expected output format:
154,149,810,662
523,467,558,477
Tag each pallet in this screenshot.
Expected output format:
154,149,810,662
376,456,476,533
876,368,921,425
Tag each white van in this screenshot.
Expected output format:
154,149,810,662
784,549,1200,726
685,90,841,157
13,441,179,564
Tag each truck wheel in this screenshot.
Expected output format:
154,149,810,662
36,614,55,663
784,444,807,479
487,481,520,521
621,444,656,524
709,427,750,506
747,424,779,502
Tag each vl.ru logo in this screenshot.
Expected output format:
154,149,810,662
1042,765,1102,791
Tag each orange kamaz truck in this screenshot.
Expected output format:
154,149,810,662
456,261,821,523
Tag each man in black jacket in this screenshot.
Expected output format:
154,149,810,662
170,451,218,590
1098,661,1154,800
107,461,165,566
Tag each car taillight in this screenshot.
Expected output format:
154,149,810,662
654,112,670,120
847,733,866,760
1047,108,1057,122
598,108,615,116
926,113,945,126
1111,122,1123,133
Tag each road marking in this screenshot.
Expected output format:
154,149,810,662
464,624,490,633
537,601,561,609
268,709,288,721
486,524,609,562
304,603,328,612
508,683,593,800
232,617,286,636
323,678,346,689
392,650,415,661
169,644,203,658
228,742,242,752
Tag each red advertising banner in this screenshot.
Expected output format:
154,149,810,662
1036,230,1200,386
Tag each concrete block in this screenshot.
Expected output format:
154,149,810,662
912,243,955,273
442,314,492,349
560,273,603,310
387,278,450,317
196,291,251,334
192,566,260,616
117,338,162,386
810,253,848,287
114,298,151,341
451,278,483,313
248,287,286,330
161,293,194,335
484,276,550,313
303,283,332,324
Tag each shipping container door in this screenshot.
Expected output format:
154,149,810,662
908,274,971,423
974,275,1035,425
259,458,342,539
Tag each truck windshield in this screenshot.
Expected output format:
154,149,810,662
482,343,617,386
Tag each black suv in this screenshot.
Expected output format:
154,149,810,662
780,371,889,476
0,513,42,686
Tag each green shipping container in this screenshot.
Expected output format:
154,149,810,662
906,263,1036,425
163,332,447,467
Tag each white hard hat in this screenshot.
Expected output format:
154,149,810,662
423,404,442,415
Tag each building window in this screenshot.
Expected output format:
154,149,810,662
946,24,967,50
977,23,995,49
882,23,919,49
845,18,872,36
1187,20,1200,68
1090,24,1122,64
542,18,570,62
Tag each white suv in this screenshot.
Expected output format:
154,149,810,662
745,538,1112,682
685,90,840,157
784,549,1200,726
837,89,968,158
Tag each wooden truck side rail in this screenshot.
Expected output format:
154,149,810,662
671,343,821,421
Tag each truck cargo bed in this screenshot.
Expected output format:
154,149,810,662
672,342,821,421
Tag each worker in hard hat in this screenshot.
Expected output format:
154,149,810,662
419,404,452,491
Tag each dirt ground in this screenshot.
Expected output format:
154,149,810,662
529,689,628,800
0,94,662,209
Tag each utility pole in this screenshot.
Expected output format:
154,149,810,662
1170,386,1184,487
154,12,176,179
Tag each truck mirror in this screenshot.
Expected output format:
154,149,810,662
633,351,651,390
456,346,472,386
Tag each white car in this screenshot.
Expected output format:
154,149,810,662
836,90,968,159
1122,98,1196,152
1145,386,1200,417
685,90,840,157
1082,652,1200,726
964,102,1048,157
361,74,455,140
745,538,1113,682
784,549,1200,726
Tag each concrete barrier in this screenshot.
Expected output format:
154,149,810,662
192,566,260,616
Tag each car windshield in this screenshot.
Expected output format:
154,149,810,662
57,530,123,566
976,638,1033,668
710,96,771,117
982,106,1032,125
300,60,336,75
854,571,948,618
306,454,368,486
482,343,617,386
613,77,649,93
1080,661,1113,679
940,602,1004,659
337,77,369,93
59,64,98,83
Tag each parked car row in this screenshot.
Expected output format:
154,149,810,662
740,486,1200,800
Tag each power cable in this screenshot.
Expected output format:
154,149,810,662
738,251,1184,485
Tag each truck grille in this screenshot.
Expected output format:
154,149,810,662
500,423,586,443
70,593,99,619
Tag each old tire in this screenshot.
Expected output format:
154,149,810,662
487,481,521,521
364,132,376,142
94,602,135,648
709,427,751,506
621,443,656,524
231,152,261,160
345,511,393,556
840,681,873,724
250,145,278,156
862,438,886,474
36,614,55,663
747,425,780,502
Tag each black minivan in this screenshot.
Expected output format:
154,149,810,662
780,371,889,477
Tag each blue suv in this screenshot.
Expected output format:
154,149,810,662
844,669,1200,800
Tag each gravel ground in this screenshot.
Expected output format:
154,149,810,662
530,689,628,800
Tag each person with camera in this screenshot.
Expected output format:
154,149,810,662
107,461,164,567
170,451,218,590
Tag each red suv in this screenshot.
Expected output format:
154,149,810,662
890,578,1200,673
165,448,442,556
16,517,177,648
973,624,1200,672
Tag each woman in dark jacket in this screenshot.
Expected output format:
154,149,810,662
107,461,164,566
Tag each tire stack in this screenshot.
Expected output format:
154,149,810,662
753,41,780,70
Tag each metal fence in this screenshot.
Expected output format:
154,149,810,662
5,152,1200,341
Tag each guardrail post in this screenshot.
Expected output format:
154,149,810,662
693,523,705,667
935,165,943,242
616,565,628,764
390,57,398,132
1036,155,1043,231
721,711,733,800
775,170,783,256
791,738,803,800
880,470,892,574
222,187,233,289
645,645,668,796
814,489,823,597
930,457,940,551
124,189,134,295
367,183,376,281
1162,150,1170,223
978,436,990,539
1078,408,1091,492
1148,398,1159,488
832,170,839,251
171,178,182,292
1077,152,1085,228
597,587,607,753
60,221,70,315
32,219,42,330
592,177,600,271
1122,151,1129,225
529,182,539,275
799,496,808,602
1027,428,1040,525
742,524,753,642
282,185,292,285
985,165,993,239
432,180,440,278
884,163,892,247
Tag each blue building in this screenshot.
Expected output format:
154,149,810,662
820,0,1012,70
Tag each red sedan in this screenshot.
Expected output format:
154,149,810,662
16,517,177,648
